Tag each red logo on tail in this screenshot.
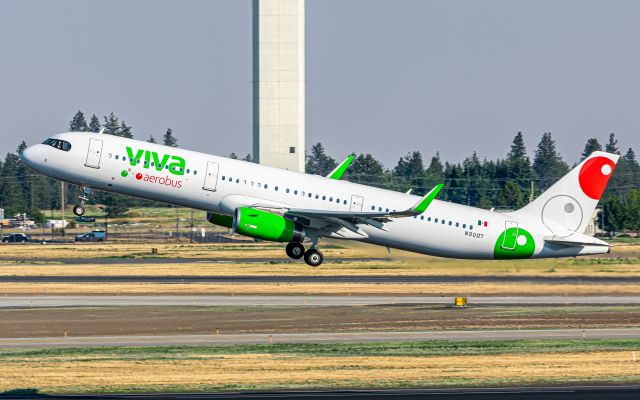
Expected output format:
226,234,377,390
578,156,616,200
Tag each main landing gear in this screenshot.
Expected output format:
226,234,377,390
72,187,93,216
285,242,324,267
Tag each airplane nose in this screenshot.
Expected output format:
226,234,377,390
21,145,41,170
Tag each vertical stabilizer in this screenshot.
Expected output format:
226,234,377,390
511,151,619,238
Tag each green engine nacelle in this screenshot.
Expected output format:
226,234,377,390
233,207,305,243
206,211,233,228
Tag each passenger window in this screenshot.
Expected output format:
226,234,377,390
442,220,446,224
469,225,473,230
264,184,268,189
308,193,312,198
435,218,438,223
275,186,279,191
371,206,375,211
294,190,298,195
428,217,432,222
463,224,466,229
286,189,290,193
449,221,452,226
420,216,424,220
456,222,459,227
315,194,319,199
115,155,119,160
236,179,240,183
343,200,347,205
194,170,197,175
329,197,333,202
322,196,326,200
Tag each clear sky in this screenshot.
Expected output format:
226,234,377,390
1,0,638,167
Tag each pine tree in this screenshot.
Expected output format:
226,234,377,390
394,151,424,193
69,111,88,132
0,153,26,215
243,154,252,162
581,138,602,160
305,143,337,176
103,113,120,135
119,121,133,138
148,135,157,143
229,153,238,159
605,133,619,154
163,129,178,147
89,114,101,132
345,153,385,187
506,132,532,193
497,180,525,209
533,132,569,191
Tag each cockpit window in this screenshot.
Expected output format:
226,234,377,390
42,138,72,151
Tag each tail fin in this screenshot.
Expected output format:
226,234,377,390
511,151,619,238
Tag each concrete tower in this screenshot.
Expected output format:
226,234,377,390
252,0,305,172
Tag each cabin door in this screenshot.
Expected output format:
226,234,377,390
202,161,219,191
501,221,519,250
350,195,364,212
84,138,103,169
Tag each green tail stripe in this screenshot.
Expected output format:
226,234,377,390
414,183,444,213
328,154,355,180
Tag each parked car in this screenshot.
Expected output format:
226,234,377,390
75,216,96,223
75,230,106,242
2,233,30,243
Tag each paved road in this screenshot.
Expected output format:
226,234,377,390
6,386,640,399
3,274,640,284
3,295,640,308
1,327,640,348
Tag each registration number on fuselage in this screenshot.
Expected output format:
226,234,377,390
465,231,484,239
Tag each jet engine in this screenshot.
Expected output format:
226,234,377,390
233,207,305,243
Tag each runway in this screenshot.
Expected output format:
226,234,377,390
2,274,640,284
3,295,640,308
2,327,640,348
0,257,386,265
5,386,640,399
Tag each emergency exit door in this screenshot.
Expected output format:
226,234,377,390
350,195,364,212
202,161,219,191
501,221,519,250
84,138,103,169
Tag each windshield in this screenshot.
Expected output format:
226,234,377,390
42,138,72,151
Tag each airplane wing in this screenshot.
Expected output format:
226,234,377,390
284,184,443,234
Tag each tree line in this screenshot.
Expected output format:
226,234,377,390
0,110,638,233
306,132,640,233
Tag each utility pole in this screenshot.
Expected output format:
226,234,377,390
190,208,194,243
60,182,65,237
175,207,179,242
529,180,535,203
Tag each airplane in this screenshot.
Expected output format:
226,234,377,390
21,131,618,266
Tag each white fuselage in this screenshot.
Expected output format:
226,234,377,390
22,133,609,260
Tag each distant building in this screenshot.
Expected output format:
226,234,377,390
252,0,305,172
584,208,602,236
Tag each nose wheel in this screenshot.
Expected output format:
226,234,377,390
73,205,85,216
73,186,93,216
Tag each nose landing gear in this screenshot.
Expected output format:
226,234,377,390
72,187,93,216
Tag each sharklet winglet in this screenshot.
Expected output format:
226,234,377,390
327,154,355,180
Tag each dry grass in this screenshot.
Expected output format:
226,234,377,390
2,350,639,393
2,281,640,296
2,242,640,278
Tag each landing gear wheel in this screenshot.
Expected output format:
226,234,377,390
303,248,323,267
73,205,85,216
286,243,305,259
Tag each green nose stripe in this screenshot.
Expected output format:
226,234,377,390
494,227,535,259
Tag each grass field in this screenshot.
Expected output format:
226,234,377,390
2,340,640,394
